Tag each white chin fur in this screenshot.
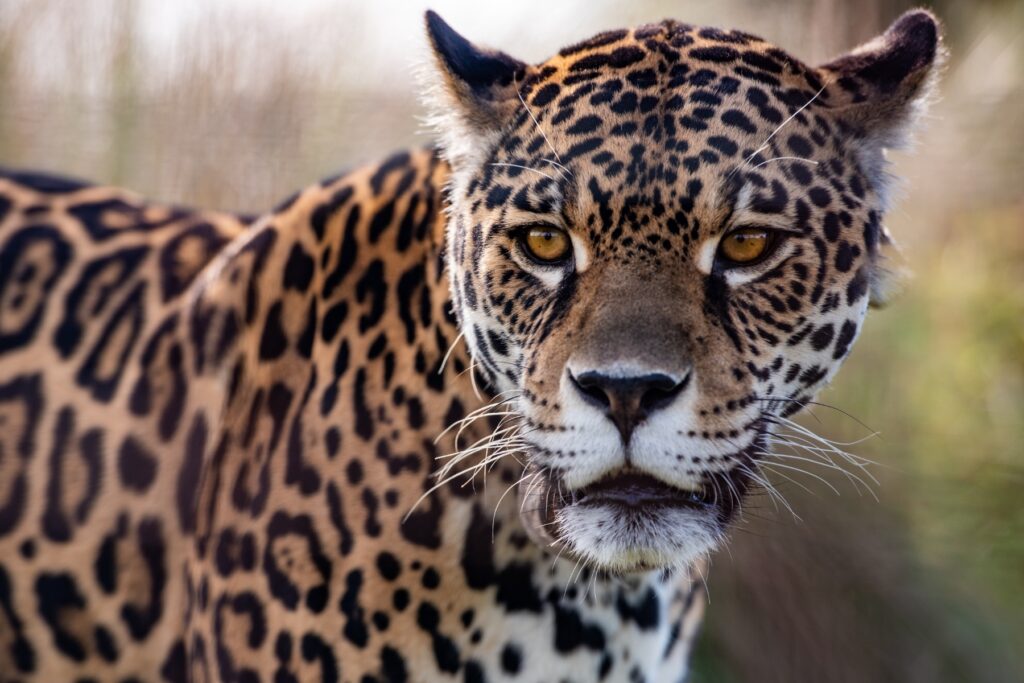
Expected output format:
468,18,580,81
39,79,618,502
556,503,722,573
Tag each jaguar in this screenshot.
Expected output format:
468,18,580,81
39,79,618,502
0,8,942,682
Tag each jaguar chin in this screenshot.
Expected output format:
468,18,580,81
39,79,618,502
516,432,762,573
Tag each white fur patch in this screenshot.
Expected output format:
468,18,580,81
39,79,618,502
557,503,720,573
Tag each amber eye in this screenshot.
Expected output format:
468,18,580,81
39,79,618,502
717,227,773,265
520,227,572,264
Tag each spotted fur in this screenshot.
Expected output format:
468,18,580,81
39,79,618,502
0,10,941,682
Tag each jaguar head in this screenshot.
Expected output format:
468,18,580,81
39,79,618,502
425,9,942,573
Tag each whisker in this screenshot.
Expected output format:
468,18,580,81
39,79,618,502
521,468,547,513
489,162,555,181
752,156,819,169
693,555,712,605
439,440,527,481
767,432,879,479
769,450,877,498
739,464,801,521
766,413,880,448
492,469,539,539
729,83,827,181
515,79,564,166
755,461,821,498
434,409,518,445
540,157,575,179
438,330,465,375
468,360,484,400
758,460,841,496
564,555,585,598
753,395,875,432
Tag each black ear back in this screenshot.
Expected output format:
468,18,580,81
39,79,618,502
422,11,530,169
425,10,526,94
823,10,940,99
815,9,944,160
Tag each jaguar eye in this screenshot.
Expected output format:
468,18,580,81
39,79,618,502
717,227,775,266
520,227,572,264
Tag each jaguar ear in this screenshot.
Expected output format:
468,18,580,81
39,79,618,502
817,9,946,209
423,10,528,172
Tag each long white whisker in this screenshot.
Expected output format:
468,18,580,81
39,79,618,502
493,469,538,538
752,156,819,169
438,330,465,375
489,162,555,181
439,440,526,480
540,157,574,179
515,80,564,166
759,461,841,496
768,414,880,448
767,433,879,484
467,360,484,400
740,464,800,520
767,431,878,470
755,395,878,432
521,469,546,513
729,83,827,180
435,409,519,445
756,461,820,498
767,451,877,498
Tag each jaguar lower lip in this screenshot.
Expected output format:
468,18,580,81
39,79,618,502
573,471,710,509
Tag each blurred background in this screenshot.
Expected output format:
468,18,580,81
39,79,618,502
1,0,1021,680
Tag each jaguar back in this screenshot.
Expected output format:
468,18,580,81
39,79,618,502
0,168,250,678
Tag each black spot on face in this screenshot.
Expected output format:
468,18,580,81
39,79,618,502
808,186,831,208
833,320,859,360
834,241,856,272
301,632,340,683
532,83,561,106
689,46,739,62
809,323,835,352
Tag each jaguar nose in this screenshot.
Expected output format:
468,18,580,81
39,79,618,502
569,369,690,444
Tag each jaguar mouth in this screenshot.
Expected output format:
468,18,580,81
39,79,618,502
518,463,752,573
573,471,712,510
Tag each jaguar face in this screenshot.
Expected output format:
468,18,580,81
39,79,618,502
426,11,941,572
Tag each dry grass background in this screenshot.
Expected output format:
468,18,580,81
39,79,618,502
1,0,1022,681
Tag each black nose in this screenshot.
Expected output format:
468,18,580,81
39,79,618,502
569,370,689,444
